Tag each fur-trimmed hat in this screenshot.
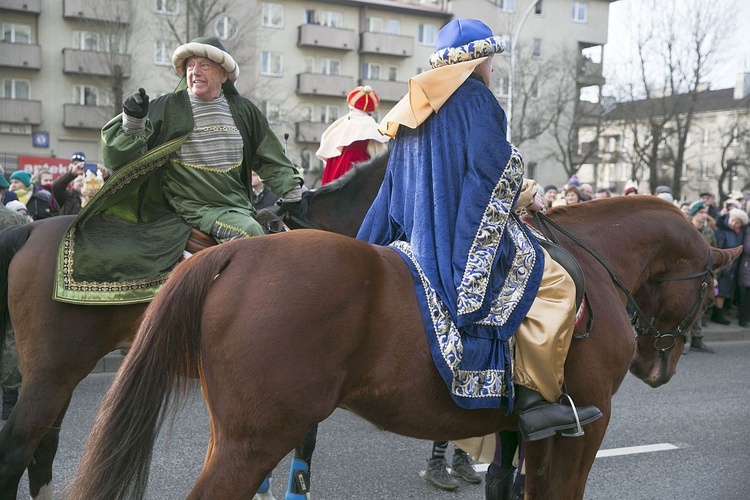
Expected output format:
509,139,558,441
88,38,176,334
347,85,380,113
172,36,240,81
429,19,504,69
729,208,749,226
623,179,639,195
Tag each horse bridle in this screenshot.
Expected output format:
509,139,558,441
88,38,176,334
533,212,715,352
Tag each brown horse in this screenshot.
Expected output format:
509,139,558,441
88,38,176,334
68,196,740,499
0,154,389,499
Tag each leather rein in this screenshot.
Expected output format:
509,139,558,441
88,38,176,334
533,212,714,352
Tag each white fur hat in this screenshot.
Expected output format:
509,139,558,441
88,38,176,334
172,36,239,81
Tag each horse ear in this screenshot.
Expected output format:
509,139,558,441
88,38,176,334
710,246,742,270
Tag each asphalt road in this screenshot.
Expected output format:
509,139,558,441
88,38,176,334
7,340,750,499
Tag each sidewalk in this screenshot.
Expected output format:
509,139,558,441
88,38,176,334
90,314,750,374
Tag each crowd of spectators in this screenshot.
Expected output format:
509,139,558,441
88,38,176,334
539,175,750,352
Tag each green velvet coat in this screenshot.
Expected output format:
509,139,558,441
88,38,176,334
54,85,302,305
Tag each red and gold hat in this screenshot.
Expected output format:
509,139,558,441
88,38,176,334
347,85,380,113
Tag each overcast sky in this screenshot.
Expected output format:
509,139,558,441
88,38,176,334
605,0,750,91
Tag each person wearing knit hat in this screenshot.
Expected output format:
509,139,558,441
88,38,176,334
688,200,707,217
684,199,717,353
711,207,748,330
316,85,390,185
8,170,53,220
359,18,601,451
542,184,558,208
57,35,303,306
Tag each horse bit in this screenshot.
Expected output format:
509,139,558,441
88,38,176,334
533,212,715,352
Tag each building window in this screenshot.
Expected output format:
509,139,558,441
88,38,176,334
321,105,340,123
319,11,343,28
388,66,398,81
3,79,30,99
155,0,178,15
732,127,740,146
363,63,381,79
74,85,99,106
367,17,384,33
264,101,281,123
155,40,177,65
702,128,710,146
299,104,313,122
388,19,400,35
300,150,319,172
3,23,32,44
496,76,509,97
531,79,541,100
261,51,283,76
262,3,284,28
303,57,315,73
74,31,101,51
304,10,317,24
215,16,238,40
498,0,516,13
106,34,125,53
535,0,544,15
418,24,436,45
571,1,588,22
321,58,341,76
501,34,512,55
699,161,708,180
532,38,542,58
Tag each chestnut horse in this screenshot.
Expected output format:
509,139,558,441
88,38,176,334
68,197,740,499
0,154,389,499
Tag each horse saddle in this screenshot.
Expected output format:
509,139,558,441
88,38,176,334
185,228,218,255
537,238,585,314
184,209,286,255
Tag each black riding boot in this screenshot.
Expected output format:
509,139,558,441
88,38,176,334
515,385,602,442
485,467,515,500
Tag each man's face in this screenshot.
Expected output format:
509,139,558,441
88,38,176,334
543,189,557,203
251,171,263,190
9,179,25,191
595,191,609,200
186,56,228,101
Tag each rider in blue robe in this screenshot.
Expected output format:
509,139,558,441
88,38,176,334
358,18,602,442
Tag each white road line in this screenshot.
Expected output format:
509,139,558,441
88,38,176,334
595,442,680,458
469,443,680,473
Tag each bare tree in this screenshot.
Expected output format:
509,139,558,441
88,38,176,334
609,0,736,198
716,110,750,196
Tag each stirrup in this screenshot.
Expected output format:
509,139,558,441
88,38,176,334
558,393,585,437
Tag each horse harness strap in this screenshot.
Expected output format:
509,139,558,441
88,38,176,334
533,212,714,351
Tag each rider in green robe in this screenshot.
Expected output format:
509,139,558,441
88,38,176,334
54,37,303,305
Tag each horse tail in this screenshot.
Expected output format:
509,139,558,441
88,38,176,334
68,245,236,500
0,223,34,360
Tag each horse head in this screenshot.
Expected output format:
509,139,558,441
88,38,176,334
628,201,742,387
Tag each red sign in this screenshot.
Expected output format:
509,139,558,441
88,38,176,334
16,155,75,179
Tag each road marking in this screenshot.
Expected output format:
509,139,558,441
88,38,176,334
595,442,679,458
469,443,680,473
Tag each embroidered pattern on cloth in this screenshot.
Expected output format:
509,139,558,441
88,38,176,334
429,36,505,69
60,157,171,294
391,240,513,400
211,219,250,242
456,147,530,319
175,93,243,171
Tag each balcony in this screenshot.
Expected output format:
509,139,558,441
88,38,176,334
295,121,330,144
298,24,357,51
0,42,41,70
63,104,113,129
63,0,131,24
63,48,131,78
576,57,605,87
360,32,413,58
0,0,41,14
297,73,355,98
360,79,407,103
0,98,41,125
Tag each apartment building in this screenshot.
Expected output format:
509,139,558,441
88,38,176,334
579,74,750,199
0,0,615,186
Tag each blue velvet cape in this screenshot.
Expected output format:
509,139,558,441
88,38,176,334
357,77,544,410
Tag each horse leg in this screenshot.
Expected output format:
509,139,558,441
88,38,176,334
25,398,71,500
284,424,318,500
523,417,608,499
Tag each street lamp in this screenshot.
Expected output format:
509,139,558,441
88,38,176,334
506,0,542,143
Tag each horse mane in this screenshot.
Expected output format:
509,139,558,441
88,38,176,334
303,150,389,202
